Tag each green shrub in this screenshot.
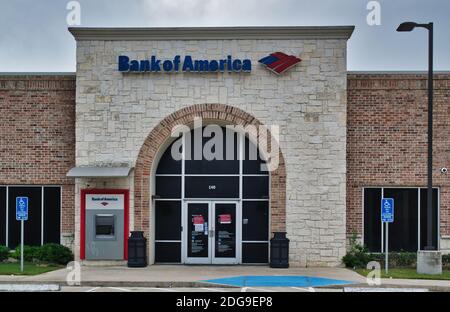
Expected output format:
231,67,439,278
342,233,370,268
391,252,416,267
0,246,10,262
11,245,41,262
343,234,424,269
366,252,416,268
38,244,73,265
342,233,419,269
443,254,450,269
10,244,73,265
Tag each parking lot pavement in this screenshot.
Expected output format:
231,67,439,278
59,286,343,292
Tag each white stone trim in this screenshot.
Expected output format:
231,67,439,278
69,26,354,41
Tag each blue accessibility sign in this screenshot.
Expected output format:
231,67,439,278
381,198,394,223
16,197,28,221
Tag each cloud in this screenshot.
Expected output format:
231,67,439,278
139,0,357,26
0,0,449,71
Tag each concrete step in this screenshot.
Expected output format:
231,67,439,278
81,260,127,267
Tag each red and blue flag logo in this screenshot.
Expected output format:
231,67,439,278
258,52,301,75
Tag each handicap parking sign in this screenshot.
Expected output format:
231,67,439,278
381,198,394,223
16,197,28,221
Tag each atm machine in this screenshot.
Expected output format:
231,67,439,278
81,190,128,260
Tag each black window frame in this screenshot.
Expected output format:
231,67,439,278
363,187,439,253
1,185,62,248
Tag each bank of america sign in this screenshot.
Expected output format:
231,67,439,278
118,52,301,75
118,55,252,73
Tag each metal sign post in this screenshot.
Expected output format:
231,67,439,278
381,198,394,275
16,197,29,273
385,222,388,274
20,220,24,272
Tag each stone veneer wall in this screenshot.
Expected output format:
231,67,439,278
73,37,348,266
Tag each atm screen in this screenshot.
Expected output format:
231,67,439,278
95,215,115,238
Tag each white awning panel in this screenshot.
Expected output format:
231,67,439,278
66,166,133,178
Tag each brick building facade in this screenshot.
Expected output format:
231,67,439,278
0,26,449,266
0,74,76,247
347,73,450,252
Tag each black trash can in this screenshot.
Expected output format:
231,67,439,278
270,232,289,268
127,231,147,267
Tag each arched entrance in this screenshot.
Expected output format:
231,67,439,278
154,126,269,264
133,104,286,264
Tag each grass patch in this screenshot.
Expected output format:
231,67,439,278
356,268,450,280
0,262,62,276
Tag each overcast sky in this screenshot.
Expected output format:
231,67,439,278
0,0,448,72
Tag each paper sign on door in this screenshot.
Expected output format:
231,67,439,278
218,214,232,224
193,215,205,232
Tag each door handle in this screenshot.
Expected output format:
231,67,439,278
209,229,214,237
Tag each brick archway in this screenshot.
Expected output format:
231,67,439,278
134,104,286,239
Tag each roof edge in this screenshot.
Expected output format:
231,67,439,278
0,72,76,76
348,71,450,75
68,26,355,41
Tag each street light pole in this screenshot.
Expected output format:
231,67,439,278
397,21,441,274
426,22,434,250
397,21,434,250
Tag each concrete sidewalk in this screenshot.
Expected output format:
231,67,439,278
1,265,450,291
0,265,365,287
377,278,450,291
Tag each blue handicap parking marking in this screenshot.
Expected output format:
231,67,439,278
204,275,354,287
381,198,394,223
16,196,29,221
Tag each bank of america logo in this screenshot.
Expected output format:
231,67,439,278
258,52,301,75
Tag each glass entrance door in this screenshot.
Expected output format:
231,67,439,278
212,202,237,264
184,201,239,264
186,202,210,264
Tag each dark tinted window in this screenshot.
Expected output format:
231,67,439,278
155,242,181,263
185,127,239,174
156,139,182,174
383,188,418,252
420,188,439,250
185,176,239,198
243,137,268,174
155,176,181,199
8,187,42,248
364,188,438,253
243,176,269,199
155,201,181,240
364,188,382,252
242,243,268,263
0,187,5,245
43,187,61,244
242,201,269,241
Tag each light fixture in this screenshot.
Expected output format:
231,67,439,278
396,22,418,32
